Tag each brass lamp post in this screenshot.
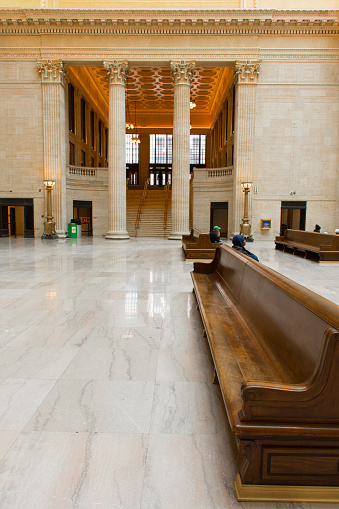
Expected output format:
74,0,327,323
240,181,253,240
41,180,57,239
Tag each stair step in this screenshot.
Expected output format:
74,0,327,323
126,189,172,238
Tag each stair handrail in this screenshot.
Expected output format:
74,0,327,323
163,181,170,229
135,178,149,230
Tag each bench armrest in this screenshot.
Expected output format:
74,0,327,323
239,329,339,424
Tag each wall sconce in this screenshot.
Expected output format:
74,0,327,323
240,181,253,240
41,180,57,239
190,101,196,109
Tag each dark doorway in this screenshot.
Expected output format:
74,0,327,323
280,201,306,235
0,198,34,238
126,164,139,186
73,200,93,236
210,202,228,237
149,165,172,187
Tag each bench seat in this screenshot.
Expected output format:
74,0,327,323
193,271,296,426
192,245,339,493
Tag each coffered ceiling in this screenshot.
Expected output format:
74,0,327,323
70,65,233,128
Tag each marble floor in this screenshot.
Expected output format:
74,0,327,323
0,236,338,509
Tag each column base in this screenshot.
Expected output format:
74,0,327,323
168,234,183,241
105,231,130,240
56,230,67,239
41,221,58,239
41,233,58,240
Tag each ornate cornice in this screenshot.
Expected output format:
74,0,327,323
0,9,338,36
2,48,337,63
235,60,261,84
37,59,66,84
170,61,195,86
103,60,129,86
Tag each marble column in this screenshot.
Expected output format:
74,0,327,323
103,60,129,240
37,60,67,237
231,60,261,237
169,61,195,240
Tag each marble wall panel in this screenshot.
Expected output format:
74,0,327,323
0,62,45,237
251,61,339,239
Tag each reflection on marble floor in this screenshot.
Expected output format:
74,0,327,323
0,237,338,509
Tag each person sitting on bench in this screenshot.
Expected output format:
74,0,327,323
209,225,223,244
232,234,259,262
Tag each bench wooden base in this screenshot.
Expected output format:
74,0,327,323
234,474,339,503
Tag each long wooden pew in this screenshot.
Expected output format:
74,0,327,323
192,245,339,502
182,228,220,259
275,229,339,261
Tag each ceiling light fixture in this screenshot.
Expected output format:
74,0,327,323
125,79,134,130
131,101,140,144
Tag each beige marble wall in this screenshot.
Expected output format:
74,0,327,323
252,61,339,239
0,61,45,237
192,169,234,235
66,188,108,236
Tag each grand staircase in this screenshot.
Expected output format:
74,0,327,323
126,188,172,237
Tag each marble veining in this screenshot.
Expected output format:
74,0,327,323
0,237,337,508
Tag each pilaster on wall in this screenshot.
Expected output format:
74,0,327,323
37,59,67,237
169,60,195,240
232,60,260,236
104,60,129,240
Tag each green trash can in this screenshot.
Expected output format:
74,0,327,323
68,223,78,238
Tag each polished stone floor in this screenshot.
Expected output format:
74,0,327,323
0,236,338,509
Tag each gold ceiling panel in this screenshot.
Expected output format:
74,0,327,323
89,66,225,115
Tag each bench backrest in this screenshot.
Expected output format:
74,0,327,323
182,228,201,244
282,229,335,248
215,246,339,382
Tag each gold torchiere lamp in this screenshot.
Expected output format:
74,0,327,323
41,180,57,239
240,181,253,240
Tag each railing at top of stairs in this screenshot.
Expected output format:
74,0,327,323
135,178,150,232
164,181,170,229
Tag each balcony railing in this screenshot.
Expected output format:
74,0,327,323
208,167,233,178
67,165,97,177
193,166,233,183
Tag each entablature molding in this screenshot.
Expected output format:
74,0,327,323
2,48,337,63
0,9,338,36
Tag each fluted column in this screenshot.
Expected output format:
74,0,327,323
169,61,195,240
104,60,129,240
37,60,67,237
231,60,261,236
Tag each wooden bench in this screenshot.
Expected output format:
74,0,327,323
182,228,220,259
192,245,339,502
275,229,339,261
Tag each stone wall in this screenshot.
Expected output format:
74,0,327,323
0,61,45,237
192,168,234,235
252,61,339,239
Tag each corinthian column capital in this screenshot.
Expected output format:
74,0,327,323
37,60,66,85
103,60,129,86
170,61,195,86
235,60,261,84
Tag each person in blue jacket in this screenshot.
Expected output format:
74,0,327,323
232,234,259,262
